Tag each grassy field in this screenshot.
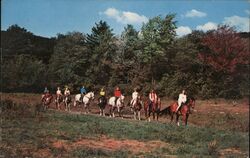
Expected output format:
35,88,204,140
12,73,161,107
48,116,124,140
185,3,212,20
0,96,249,157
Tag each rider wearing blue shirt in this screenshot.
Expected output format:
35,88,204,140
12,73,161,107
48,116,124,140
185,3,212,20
80,86,86,95
80,86,86,100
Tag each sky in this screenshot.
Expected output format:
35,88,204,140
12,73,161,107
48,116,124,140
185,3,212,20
1,0,250,37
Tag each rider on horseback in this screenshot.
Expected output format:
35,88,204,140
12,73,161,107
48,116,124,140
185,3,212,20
42,86,50,101
44,86,49,94
80,86,86,101
149,89,158,106
130,88,139,109
114,87,122,106
176,89,187,113
56,87,62,97
98,87,106,103
64,86,71,101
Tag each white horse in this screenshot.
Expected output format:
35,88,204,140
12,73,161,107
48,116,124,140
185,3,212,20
74,92,95,114
108,95,125,118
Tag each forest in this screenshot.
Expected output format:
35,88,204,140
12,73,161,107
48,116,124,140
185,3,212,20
1,14,249,99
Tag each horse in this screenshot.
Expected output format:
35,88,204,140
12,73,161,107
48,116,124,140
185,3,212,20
130,96,143,120
97,96,107,116
63,95,71,111
73,92,95,114
144,97,161,122
41,93,53,110
55,95,63,110
160,97,195,126
108,95,125,118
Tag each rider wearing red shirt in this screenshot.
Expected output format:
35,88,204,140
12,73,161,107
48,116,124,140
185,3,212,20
114,87,122,105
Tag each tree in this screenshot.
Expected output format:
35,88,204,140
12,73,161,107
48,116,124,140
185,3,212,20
48,32,88,90
2,55,47,92
198,26,250,98
86,20,117,86
198,25,249,74
140,14,177,87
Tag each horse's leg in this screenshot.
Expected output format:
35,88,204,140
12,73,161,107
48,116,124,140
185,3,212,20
109,106,112,117
138,110,141,121
185,114,189,126
119,107,123,119
87,104,90,114
112,107,115,118
176,114,180,126
134,110,136,120
102,108,104,116
84,104,87,114
156,109,159,121
182,114,186,126
102,105,105,116
148,110,151,122
152,110,155,120
69,103,71,111
144,108,148,120
171,112,174,123
99,107,102,116
58,100,60,110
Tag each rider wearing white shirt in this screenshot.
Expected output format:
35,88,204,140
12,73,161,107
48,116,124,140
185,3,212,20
56,87,62,96
130,88,139,107
176,90,187,112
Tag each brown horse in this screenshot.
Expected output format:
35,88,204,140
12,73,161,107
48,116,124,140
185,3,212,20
144,97,161,122
160,97,195,126
131,96,143,120
41,93,53,110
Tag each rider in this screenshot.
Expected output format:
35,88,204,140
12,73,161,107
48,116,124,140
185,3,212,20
99,87,106,102
176,89,187,113
64,86,71,96
149,89,158,106
130,88,139,108
56,87,62,97
44,86,49,94
100,87,106,97
80,85,86,100
42,86,50,101
114,86,122,106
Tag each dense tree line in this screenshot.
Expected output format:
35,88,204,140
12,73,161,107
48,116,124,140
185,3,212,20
1,15,249,99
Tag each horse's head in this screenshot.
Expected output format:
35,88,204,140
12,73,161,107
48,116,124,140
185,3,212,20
90,92,95,100
86,92,95,100
187,97,195,109
119,95,125,104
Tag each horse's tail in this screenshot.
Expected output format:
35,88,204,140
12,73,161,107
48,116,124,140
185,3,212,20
159,106,171,116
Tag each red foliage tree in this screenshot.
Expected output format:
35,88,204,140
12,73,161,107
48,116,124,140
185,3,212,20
198,25,249,74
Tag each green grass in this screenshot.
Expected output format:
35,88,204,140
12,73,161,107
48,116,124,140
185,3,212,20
0,100,249,157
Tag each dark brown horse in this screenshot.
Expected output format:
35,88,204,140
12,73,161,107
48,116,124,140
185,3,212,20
144,97,161,122
160,97,195,126
55,95,63,110
41,93,53,110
